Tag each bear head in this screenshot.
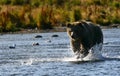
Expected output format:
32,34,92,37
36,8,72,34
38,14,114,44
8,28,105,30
66,21,85,40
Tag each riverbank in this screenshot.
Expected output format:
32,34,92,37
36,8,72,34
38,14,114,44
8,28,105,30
0,24,120,34
0,27,67,34
1,0,120,33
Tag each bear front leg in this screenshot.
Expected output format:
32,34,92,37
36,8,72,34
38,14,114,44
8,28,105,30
70,40,80,55
76,44,89,59
79,48,89,59
70,40,89,59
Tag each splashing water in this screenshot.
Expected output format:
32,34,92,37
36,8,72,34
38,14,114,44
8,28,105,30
16,43,112,64
82,43,105,61
67,43,105,62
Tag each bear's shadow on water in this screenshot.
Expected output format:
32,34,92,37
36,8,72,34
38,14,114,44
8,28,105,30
69,60,104,64
69,57,120,64
65,54,120,64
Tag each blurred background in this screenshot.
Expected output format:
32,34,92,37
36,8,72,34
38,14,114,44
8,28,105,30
0,0,120,32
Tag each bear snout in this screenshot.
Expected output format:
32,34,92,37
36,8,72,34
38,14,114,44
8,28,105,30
70,32,78,39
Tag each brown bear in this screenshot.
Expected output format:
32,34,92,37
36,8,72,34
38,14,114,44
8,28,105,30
66,20,103,59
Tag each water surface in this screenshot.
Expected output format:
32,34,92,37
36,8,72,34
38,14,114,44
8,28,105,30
0,29,120,76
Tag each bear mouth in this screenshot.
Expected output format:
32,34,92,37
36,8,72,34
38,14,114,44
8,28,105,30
71,37,80,41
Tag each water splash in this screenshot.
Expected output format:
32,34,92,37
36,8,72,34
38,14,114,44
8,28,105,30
82,43,105,61
68,43,105,62
20,58,33,65
32,43,105,62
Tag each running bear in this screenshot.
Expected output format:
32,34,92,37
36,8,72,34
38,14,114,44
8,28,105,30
66,20,103,59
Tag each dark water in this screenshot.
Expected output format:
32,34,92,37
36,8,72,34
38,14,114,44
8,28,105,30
0,29,120,76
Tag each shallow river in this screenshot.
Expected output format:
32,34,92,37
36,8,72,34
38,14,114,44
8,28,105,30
0,29,120,76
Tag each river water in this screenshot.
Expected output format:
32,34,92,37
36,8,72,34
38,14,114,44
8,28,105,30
0,28,120,76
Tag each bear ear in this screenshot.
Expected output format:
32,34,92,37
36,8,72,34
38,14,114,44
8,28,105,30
77,22,86,29
78,22,84,27
66,23,72,28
